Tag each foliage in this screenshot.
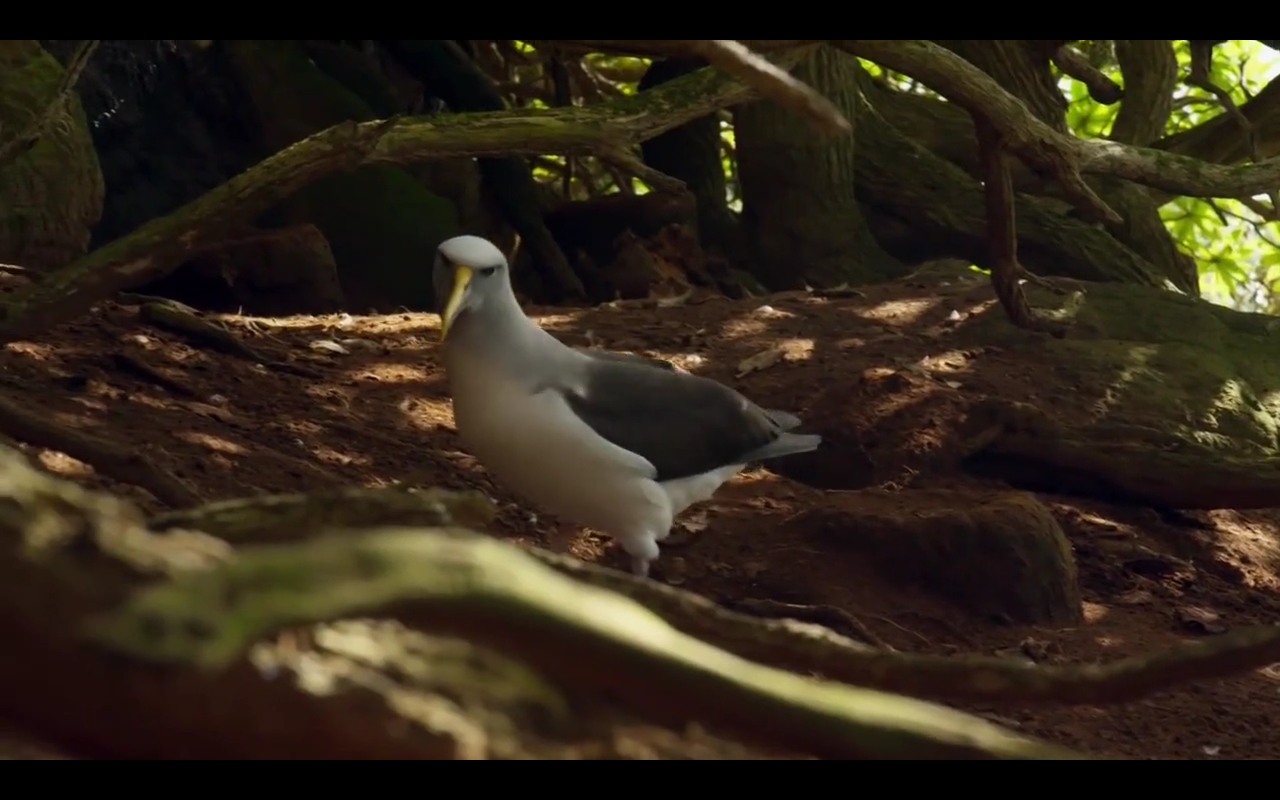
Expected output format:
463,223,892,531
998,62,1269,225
484,42,1280,310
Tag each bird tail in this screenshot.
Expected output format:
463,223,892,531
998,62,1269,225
742,432,822,463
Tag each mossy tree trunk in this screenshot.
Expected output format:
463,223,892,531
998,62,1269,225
733,45,905,290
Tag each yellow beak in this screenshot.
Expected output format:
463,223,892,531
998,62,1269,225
439,266,475,341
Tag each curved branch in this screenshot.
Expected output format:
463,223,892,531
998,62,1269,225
0,54,807,343
678,40,849,135
89,527,1089,760
837,40,1280,202
1052,45,1123,105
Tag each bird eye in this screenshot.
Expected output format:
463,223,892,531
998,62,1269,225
478,267,498,277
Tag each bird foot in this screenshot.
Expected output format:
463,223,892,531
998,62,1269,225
630,556,651,578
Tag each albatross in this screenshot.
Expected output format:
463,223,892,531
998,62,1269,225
434,235,821,577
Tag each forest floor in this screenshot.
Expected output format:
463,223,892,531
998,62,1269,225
2,267,1279,760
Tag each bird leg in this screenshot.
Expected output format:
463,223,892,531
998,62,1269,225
622,533,660,579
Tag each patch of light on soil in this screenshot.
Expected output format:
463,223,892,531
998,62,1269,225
719,316,769,339
1094,635,1125,648
174,431,248,455
310,445,372,468
1082,602,1109,624
36,450,92,478
4,342,58,359
854,298,939,324
347,364,435,384
919,350,975,373
531,311,588,331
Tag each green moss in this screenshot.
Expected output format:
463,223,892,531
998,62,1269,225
964,281,1280,457
0,40,103,269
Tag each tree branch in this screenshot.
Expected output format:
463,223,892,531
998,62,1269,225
1110,40,1177,146
0,39,98,170
678,40,850,136
0,54,808,343
1052,45,1123,105
837,40,1280,202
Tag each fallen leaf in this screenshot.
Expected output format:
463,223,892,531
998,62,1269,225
1176,605,1226,635
736,346,785,377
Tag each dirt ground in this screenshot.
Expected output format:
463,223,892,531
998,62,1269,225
2,269,1279,760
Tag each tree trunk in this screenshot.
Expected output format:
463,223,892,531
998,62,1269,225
638,58,745,263
733,45,904,290
934,40,1199,295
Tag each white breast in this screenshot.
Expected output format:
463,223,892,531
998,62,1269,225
448,364,670,536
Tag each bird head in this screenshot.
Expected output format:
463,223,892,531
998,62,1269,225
434,235,510,341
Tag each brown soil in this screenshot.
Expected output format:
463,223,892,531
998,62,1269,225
2,271,1278,760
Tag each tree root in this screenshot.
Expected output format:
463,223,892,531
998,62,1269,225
88,527,1088,760
137,301,323,380
0,390,200,507
959,399,1280,509
152,485,1280,709
0,51,809,344
5,445,1280,758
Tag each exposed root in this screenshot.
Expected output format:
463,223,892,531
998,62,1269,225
0,391,200,507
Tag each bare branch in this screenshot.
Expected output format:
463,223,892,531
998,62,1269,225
678,40,850,136
837,40,1280,202
973,116,1057,334
0,56,809,343
1052,44,1123,105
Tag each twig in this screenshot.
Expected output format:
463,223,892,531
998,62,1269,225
111,352,200,399
136,302,323,379
597,146,687,193
0,40,99,170
732,598,891,650
0,391,200,507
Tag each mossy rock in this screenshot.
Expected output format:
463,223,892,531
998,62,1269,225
0,40,103,269
226,40,457,311
793,489,1082,625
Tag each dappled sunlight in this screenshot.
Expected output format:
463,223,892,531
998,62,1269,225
852,296,945,326
338,362,435,386
309,444,372,469
1098,344,1160,417
1094,635,1126,649
4,341,61,360
36,449,93,479
173,431,249,456
1205,509,1280,582
1082,602,1109,624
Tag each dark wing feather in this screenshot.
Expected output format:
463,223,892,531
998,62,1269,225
558,356,786,481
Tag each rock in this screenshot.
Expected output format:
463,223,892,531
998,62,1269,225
791,489,1082,624
155,224,345,316
0,41,104,269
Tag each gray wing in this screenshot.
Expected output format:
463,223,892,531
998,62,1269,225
556,354,819,482
572,348,678,372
